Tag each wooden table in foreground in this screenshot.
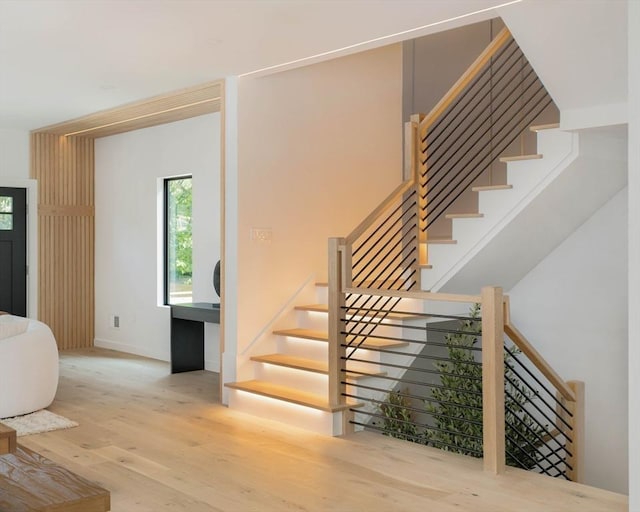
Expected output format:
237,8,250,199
0,423,110,512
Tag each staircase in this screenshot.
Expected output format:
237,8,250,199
425,124,626,293
227,283,428,435
225,27,624,441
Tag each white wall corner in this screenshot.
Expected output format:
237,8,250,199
560,102,628,132
628,0,640,507
222,75,239,404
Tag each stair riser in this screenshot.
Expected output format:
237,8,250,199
254,363,328,395
316,286,328,304
228,389,342,435
295,310,328,331
277,337,328,361
422,129,577,292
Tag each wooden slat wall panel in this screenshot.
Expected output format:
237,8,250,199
30,79,222,352
37,82,222,138
31,133,94,350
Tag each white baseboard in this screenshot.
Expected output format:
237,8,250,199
205,359,220,373
94,337,169,363
94,337,220,373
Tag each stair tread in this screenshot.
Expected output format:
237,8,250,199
445,212,484,219
273,328,328,341
295,304,423,320
427,238,457,245
530,122,560,132
274,328,409,348
499,154,543,163
472,184,513,192
251,353,387,380
251,353,328,374
225,380,359,412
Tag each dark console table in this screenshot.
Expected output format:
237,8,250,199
170,302,220,373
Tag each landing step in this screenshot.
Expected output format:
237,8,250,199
427,238,457,245
530,122,560,132
250,354,387,380
499,154,543,163
445,212,484,219
472,184,513,192
295,304,423,320
273,328,409,348
225,380,359,412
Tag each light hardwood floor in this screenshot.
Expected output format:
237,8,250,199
18,348,627,511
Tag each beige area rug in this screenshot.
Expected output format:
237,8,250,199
1,410,79,437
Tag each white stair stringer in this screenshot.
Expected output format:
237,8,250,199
422,127,627,293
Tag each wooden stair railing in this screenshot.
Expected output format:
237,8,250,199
328,284,584,480
327,26,569,477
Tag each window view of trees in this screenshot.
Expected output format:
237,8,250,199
166,177,193,304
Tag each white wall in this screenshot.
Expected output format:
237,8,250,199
94,113,221,370
508,189,628,494
233,44,402,379
628,0,639,507
499,1,627,130
0,128,29,179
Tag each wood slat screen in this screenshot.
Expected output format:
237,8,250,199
30,79,222,352
37,81,222,138
30,133,95,349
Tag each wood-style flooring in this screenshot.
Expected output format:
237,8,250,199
17,348,627,511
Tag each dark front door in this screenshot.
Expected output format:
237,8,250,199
0,187,27,316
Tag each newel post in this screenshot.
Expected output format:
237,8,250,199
406,114,428,269
562,380,585,483
481,286,506,474
328,237,349,431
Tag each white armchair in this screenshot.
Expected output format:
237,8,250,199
0,316,59,419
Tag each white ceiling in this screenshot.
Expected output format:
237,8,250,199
0,0,509,131
500,0,628,112
0,0,628,132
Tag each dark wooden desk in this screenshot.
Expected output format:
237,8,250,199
170,302,220,373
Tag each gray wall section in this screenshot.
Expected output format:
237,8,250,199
403,18,558,239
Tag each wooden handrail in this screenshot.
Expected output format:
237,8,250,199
344,287,481,304
344,178,415,245
504,322,576,402
343,286,576,405
419,27,512,138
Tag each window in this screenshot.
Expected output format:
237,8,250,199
0,196,13,230
164,177,193,304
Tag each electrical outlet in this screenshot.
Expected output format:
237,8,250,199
110,315,120,328
251,228,272,242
